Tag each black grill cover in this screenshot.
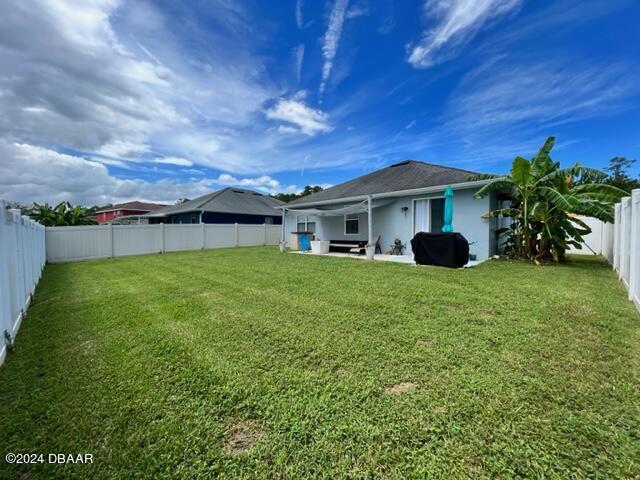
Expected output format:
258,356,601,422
411,232,469,268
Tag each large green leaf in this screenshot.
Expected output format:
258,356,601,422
538,186,572,210
510,156,533,187
531,136,555,175
474,177,513,198
480,207,520,219
468,173,501,181
572,183,628,202
571,200,614,222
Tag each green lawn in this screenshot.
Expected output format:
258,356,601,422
1,248,639,479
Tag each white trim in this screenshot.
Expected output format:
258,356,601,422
344,214,359,235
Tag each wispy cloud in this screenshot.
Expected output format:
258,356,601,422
430,56,640,169
445,58,639,133
319,0,350,98
265,97,332,136
295,0,303,29
153,156,193,167
407,0,521,68
294,44,305,82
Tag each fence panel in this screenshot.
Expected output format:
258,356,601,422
630,190,640,308
45,225,111,262
567,216,603,255
164,224,203,252
46,223,283,263
205,224,236,248
114,224,162,257
1,202,46,366
619,197,632,286
605,189,640,314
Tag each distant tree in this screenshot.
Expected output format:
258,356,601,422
26,202,97,226
271,185,324,203
604,157,640,193
3,201,29,214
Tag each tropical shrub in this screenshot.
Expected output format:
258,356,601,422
472,137,626,263
27,202,97,226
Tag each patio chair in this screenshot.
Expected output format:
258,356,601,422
349,235,381,255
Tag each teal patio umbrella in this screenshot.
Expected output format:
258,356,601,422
442,185,454,232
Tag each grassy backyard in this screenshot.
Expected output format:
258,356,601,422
0,247,638,479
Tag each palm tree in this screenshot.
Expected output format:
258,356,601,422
473,137,626,262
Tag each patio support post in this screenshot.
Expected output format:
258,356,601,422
281,208,286,243
367,195,373,247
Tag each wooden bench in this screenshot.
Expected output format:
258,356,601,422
328,240,366,253
329,235,382,255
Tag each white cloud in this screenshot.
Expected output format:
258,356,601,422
319,0,350,97
405,120,416,129
215,173,279,189
407,0,521,68
346,1,369,19
97,140,152,158
0,141,212,205
153,156,193,167
265,98,332,136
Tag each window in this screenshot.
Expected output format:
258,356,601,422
296,215,316,233
414,198,446,234
190,214,199,224
345,215,359,235
265,217,273,224
430,198,445,233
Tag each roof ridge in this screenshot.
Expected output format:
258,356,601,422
398,159,480,175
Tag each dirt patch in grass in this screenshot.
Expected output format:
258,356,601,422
384,382,417,394
225,420,261,454
416,338,434,346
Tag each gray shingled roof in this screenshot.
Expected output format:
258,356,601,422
95,201,167,213
146,188,284,217
287,160,480,206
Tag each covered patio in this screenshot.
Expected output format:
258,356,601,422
281,195,387,254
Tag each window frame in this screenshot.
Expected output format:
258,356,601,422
412,196,446,236
344,214,359,235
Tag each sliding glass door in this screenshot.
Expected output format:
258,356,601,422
414,198,446,234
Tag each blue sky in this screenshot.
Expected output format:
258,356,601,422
0,0,639,205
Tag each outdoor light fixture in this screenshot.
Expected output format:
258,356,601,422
401,206,409,216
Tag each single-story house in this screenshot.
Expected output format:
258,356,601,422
95,201,167,224
144,187,284,225
282,160,500,261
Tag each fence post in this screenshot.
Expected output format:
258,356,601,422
235,223,239,247
160,223,165,253
613,204,620,271
630,189,640,302
263,224,267,246
0,202,11,344
109,223,114,258
620,198,631,283
201,222,206,249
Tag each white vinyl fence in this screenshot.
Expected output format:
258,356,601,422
0,201,46,366
602,189,640,313
46,223,282,263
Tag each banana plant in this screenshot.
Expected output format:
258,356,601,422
472,136,626,262
27,201,96,226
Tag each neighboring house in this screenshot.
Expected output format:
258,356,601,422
95,201,168,224
282,160,500,261
145,188,284,224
